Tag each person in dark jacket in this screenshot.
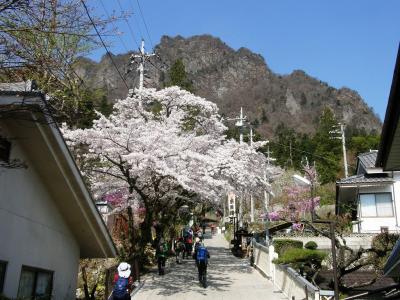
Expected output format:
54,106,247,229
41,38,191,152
195,242,210,287
156,238,168,275
175,237,185,264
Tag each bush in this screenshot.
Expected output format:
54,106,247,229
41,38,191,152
372,232,400,252
273,248,327,282
273,248,327,265
371,232,400,269
304,241,318,250
273,239,303,256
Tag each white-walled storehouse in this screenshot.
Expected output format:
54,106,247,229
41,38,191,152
336,151,400,234
0,88,116,299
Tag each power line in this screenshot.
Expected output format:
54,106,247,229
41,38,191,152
135,0,154,49
80,0,129,90
155,54,171,70
99,0,130,53
270,140,356,169
115,0,140,50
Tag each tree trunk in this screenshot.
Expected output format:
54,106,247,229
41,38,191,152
140,209,153,245
127,205,135,259
81,266,90,300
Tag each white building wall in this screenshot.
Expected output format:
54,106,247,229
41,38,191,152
0,140,80,299
357,184,399,233
392,172,400,232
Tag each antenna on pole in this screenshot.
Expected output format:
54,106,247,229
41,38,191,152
129,39,155,93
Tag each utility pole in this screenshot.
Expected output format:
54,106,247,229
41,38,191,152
264,146,276,244
230,107,247,227
249,126,254,222
235,107,247,144
249,126,253,146
129,39,155,92
264,146,276,212
330,123,348,178
340,123,348,178
239,192,243,228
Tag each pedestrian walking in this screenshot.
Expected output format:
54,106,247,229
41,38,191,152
195,242,210,288
202,222,206,235
175,237,185,264
156,237,168,275
184,231,193,259
110,262,134,300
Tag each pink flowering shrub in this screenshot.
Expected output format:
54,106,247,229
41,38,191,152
268,211,281,221
292,223,303,231
103,191,126,206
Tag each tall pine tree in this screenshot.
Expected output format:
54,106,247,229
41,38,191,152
313,108,342,184
168,59,194,92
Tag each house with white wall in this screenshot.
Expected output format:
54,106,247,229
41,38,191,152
336,150,400,234
0,86,116,299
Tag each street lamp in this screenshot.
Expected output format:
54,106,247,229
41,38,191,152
292,173,340,300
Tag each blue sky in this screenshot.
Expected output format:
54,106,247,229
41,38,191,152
90,0,400,121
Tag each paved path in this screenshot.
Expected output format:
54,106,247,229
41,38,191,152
133,231,287,300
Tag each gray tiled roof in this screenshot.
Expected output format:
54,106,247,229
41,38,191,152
337,174,393,185
358,151,378,169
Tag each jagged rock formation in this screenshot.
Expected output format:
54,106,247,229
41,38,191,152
75,34,381,136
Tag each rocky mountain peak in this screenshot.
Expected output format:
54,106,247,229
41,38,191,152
76,34,381,136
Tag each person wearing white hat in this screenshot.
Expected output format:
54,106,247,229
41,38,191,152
111,262,133,300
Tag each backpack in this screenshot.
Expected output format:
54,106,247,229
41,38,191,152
113,277,128,297
158,242,167,256
196,246,207,262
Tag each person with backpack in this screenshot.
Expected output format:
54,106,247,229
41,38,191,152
111,262,134,300
195,243,210,288
184,232,193,259
156,237,168,275
192,237,201,261
175,237,185,264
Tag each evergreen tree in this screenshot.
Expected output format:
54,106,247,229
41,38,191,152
168,59,194,92
313,108,342,184
349,135,380,156
270,123,298,169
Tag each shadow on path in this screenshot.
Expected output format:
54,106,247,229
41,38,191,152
134,231,286,299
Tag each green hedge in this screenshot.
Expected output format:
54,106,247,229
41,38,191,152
273,248,327,265
304,241,318,250
273,239,303,256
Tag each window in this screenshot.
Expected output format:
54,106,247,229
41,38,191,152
0,138,11,162
360,193,393,217
17,266,53,300
381,227,389,233
0,261,7,294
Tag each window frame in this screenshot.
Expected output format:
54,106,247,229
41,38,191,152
17,265,54,300
359,192,394,218
0,260,7,294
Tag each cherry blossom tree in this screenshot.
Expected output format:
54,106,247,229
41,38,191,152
63,86,269,258
266,165,320,227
